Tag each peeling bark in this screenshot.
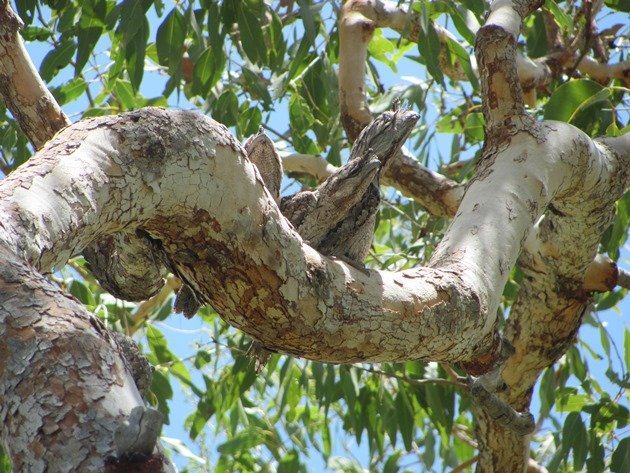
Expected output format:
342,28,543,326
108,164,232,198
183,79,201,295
1,99,628,470
0,242,173,471
0,0,70,149
469,0,629,470
0,0,628,471
0,108,495,364
1,108,627,360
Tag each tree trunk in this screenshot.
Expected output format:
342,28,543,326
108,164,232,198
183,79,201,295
0,0,629,470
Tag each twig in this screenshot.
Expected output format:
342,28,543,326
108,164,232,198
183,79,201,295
356,364,468,389
450,455,478,473
616,267,630,289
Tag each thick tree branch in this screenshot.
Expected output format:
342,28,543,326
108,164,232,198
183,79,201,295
0,242,174,471
503,134,629,401
0,108,494,364
2,107,626,365
0,0,70,149
384,148,464,217
1,1,628,471
469,0,629,470
475,0,538,131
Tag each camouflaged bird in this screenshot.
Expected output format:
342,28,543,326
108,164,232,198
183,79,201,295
243,108,418,371
243,129,283,204
280,106,419,263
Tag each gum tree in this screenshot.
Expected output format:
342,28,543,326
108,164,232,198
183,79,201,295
0,0,629,472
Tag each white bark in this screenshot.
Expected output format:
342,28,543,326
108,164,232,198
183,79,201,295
0,109,487,363
1,108,627,364
283,153,341,181
468,0,629,470
1,105,627,471
0,0,628,471
0,1,70,149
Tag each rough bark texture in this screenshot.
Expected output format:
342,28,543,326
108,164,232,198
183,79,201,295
2,105,627,473
0,109,493,364
0,0,629,471
467,0,629,470
0,0,70,149
0,242,170,472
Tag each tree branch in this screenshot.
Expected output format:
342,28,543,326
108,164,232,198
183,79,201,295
1,107,626,366
0,108,495,363
283,147,464,217
1,1,628,471
338,0,466,216
469,0,629,469
282,153,339,181
0,0,69,149
0,243,174,471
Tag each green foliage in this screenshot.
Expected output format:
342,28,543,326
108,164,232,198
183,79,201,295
1,0,628,472
543,79,614,134
417,3,444,86
156,7,187,73
0,445,9,473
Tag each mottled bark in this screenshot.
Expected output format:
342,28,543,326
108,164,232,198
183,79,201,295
0,109,493,364
470,0,629,471
0,242,172,472
1,103,627,472
1,107,626,357
0,0,628,471
337,0,628,216
0,0,70,149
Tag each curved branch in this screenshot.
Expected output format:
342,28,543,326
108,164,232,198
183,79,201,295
519,53,630,92
574,56,630,86
469,0,629,470
383,148,463,217
1,2,628,471
0,0,70,149
504,133,630,403
0,108,493,363
2,108,626,367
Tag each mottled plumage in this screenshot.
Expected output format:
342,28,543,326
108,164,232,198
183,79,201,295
243,130,283,203
242,109,418,371
281,107,419,262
